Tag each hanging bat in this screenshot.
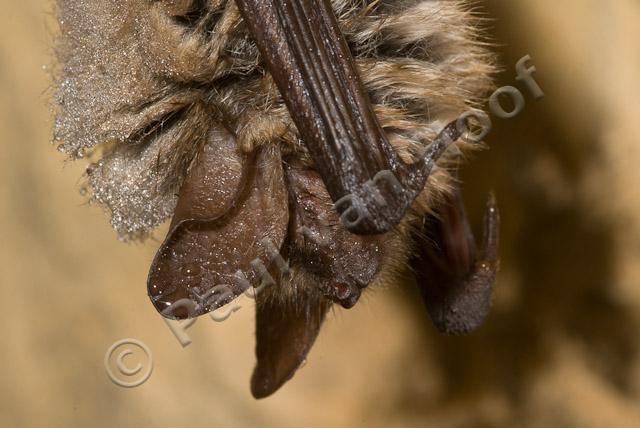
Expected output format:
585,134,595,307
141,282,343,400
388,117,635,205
53,0,499,398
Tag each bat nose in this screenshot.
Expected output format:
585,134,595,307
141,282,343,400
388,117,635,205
322,282,361,309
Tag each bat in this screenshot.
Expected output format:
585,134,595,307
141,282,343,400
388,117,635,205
53,0,499,398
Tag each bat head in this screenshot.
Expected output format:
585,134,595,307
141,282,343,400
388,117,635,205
53,0,497,398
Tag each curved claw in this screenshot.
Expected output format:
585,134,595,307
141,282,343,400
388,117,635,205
235,0,467,235
411,188,500,335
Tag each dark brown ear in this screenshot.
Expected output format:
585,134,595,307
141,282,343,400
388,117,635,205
147,127,289,319
251,287,332,399
411,187,499,335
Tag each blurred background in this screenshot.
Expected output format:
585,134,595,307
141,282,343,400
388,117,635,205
1,1,639,426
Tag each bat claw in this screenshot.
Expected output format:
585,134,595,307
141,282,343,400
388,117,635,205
338,120,466,235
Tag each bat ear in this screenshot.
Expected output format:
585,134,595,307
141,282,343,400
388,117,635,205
410,187,499,335
251,287,332,399
147,127,289,319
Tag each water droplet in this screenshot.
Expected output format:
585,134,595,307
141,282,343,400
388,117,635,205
181,263,201,277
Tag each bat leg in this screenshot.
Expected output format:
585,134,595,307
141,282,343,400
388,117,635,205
411,187,499,335
235,0,468,235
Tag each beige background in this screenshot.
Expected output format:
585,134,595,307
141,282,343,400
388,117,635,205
1,1,639,427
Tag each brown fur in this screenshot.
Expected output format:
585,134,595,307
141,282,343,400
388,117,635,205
53,0,496,244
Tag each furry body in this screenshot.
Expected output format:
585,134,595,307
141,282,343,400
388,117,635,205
54,0,494,239
53,0,496,397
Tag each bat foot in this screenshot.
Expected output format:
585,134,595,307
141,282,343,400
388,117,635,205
412,189,499,335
